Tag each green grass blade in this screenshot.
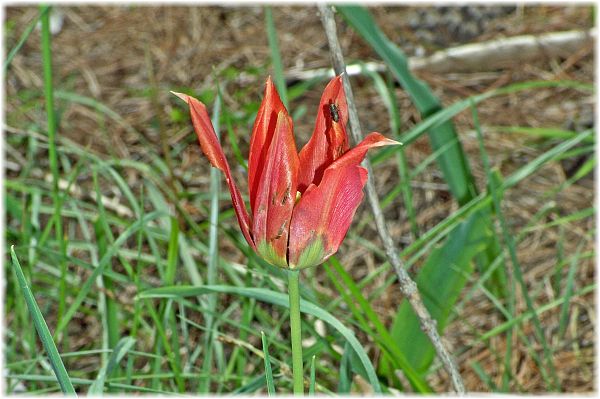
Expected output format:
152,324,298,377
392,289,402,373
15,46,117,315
139,284,383,393
490,125,595,142
558,238,588,339
9,246,76,395
40,3,68,329
92,172,120,351
470,361,498,391
165,216,180,286
261,331,276,395
337,342,352,393
224,109,248,170
4,6,50,71
88,337,136,395
308,355,316,395
265,6,288,108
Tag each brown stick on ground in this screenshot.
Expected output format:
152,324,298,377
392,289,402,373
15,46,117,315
317,4,466,395
284,29,595,82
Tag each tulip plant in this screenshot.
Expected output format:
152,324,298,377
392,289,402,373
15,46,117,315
174,76,397,394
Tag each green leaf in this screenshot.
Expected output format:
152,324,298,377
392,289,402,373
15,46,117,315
88,337,136,395
385,212,489,374
4,6,50,71
139,284,382,393
9,246,76,395
265,6,288,108
337,342,352,393
261,331,276,395
308,355,316,395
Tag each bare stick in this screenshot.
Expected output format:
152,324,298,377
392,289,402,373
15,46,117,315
284,28,594,81
318,4,466,394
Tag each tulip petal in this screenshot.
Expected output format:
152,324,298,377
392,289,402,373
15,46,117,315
288,132,399,269
253,111,299,267
297,76,349,193
174,92,255,249
248,77,287,214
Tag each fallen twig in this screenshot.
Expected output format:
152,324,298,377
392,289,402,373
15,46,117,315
318,4,466,394
285,29,595,82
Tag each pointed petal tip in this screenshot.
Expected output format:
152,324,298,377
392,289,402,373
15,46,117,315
365,132,402,147
386,138,403,146
170,91,189,102
265,75,275,89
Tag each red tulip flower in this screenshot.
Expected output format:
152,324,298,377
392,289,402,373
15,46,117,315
174,76,398,269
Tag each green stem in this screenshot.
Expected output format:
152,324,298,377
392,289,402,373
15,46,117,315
41,5,67,327
288,270,303,395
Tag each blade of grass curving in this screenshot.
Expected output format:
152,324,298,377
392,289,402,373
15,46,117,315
10,246,76,395
88,337,136,395
5,6,50,71
261,331,276,395
472,102,560,390
265,6,288,108
139,285,382,393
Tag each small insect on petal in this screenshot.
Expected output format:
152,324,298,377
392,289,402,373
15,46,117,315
329,102,340,123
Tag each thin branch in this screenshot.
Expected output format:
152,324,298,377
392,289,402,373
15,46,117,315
318,4,466,394
283,28,594,82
